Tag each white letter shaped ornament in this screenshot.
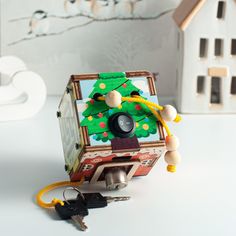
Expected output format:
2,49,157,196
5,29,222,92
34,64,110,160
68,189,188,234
0,56,46,121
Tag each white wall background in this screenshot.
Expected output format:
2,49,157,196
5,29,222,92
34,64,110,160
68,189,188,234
0,0,181,96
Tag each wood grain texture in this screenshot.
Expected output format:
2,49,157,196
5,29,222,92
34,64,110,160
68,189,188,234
208,67,228,77
173,0,206,30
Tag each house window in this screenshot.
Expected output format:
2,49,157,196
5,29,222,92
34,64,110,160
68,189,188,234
231,77,236,95
197,76,205,94
215,39,223,56
217,1,226,19
231,39,236,55
199,38,208,58
211,77,221,104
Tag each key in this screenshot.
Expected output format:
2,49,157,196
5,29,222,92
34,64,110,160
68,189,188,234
71,215,87,231
81,192,130,209
55,195,89,231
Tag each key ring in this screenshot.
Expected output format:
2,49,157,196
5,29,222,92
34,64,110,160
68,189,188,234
63,187,85,205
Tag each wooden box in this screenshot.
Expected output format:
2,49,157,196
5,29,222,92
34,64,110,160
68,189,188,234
57,71,166,189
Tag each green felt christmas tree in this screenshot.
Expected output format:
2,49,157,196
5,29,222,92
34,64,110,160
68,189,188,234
81,73,158,142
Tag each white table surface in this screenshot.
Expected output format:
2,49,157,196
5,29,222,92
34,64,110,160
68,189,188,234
0,96,235,236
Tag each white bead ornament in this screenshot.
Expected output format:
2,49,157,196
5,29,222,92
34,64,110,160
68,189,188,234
105,90,122,108
164,150,181,166
160,105,177,122
166,135,180,151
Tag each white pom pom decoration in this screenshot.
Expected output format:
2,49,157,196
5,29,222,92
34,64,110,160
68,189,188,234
164,151,181,166
166,135,180,151
160,105,177,122
105,90,122,108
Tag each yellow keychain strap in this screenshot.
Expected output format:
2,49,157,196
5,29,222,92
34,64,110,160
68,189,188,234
36,177,84,209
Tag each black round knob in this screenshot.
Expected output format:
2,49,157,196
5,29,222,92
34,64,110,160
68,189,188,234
108,112,135,138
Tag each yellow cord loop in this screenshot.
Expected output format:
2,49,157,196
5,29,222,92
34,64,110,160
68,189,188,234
121,96,164,111
98,96,181,123
36,177,84,209
98,95,179,137
146,104,172,137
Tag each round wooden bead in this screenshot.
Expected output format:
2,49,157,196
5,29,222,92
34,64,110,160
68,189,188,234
164,150,181,166
105,90,122,108
166,135,180,151
160,105,177,122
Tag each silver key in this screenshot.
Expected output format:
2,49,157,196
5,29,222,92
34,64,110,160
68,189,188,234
54,197,89,231
71,215,88,231
105,196,131,203
83,192,130,207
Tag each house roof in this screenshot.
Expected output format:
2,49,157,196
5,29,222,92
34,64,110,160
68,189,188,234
173,0,206,30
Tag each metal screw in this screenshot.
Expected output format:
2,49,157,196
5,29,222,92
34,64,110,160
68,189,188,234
65,165,69,172
75,143,80,150
66,87,72,94
57,111,61,118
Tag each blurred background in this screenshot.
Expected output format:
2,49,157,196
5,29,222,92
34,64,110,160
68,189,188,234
0,0,181,96
1,1,236,235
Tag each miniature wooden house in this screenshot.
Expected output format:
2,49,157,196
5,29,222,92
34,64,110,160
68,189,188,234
173,0,236,113
57,71,166,190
